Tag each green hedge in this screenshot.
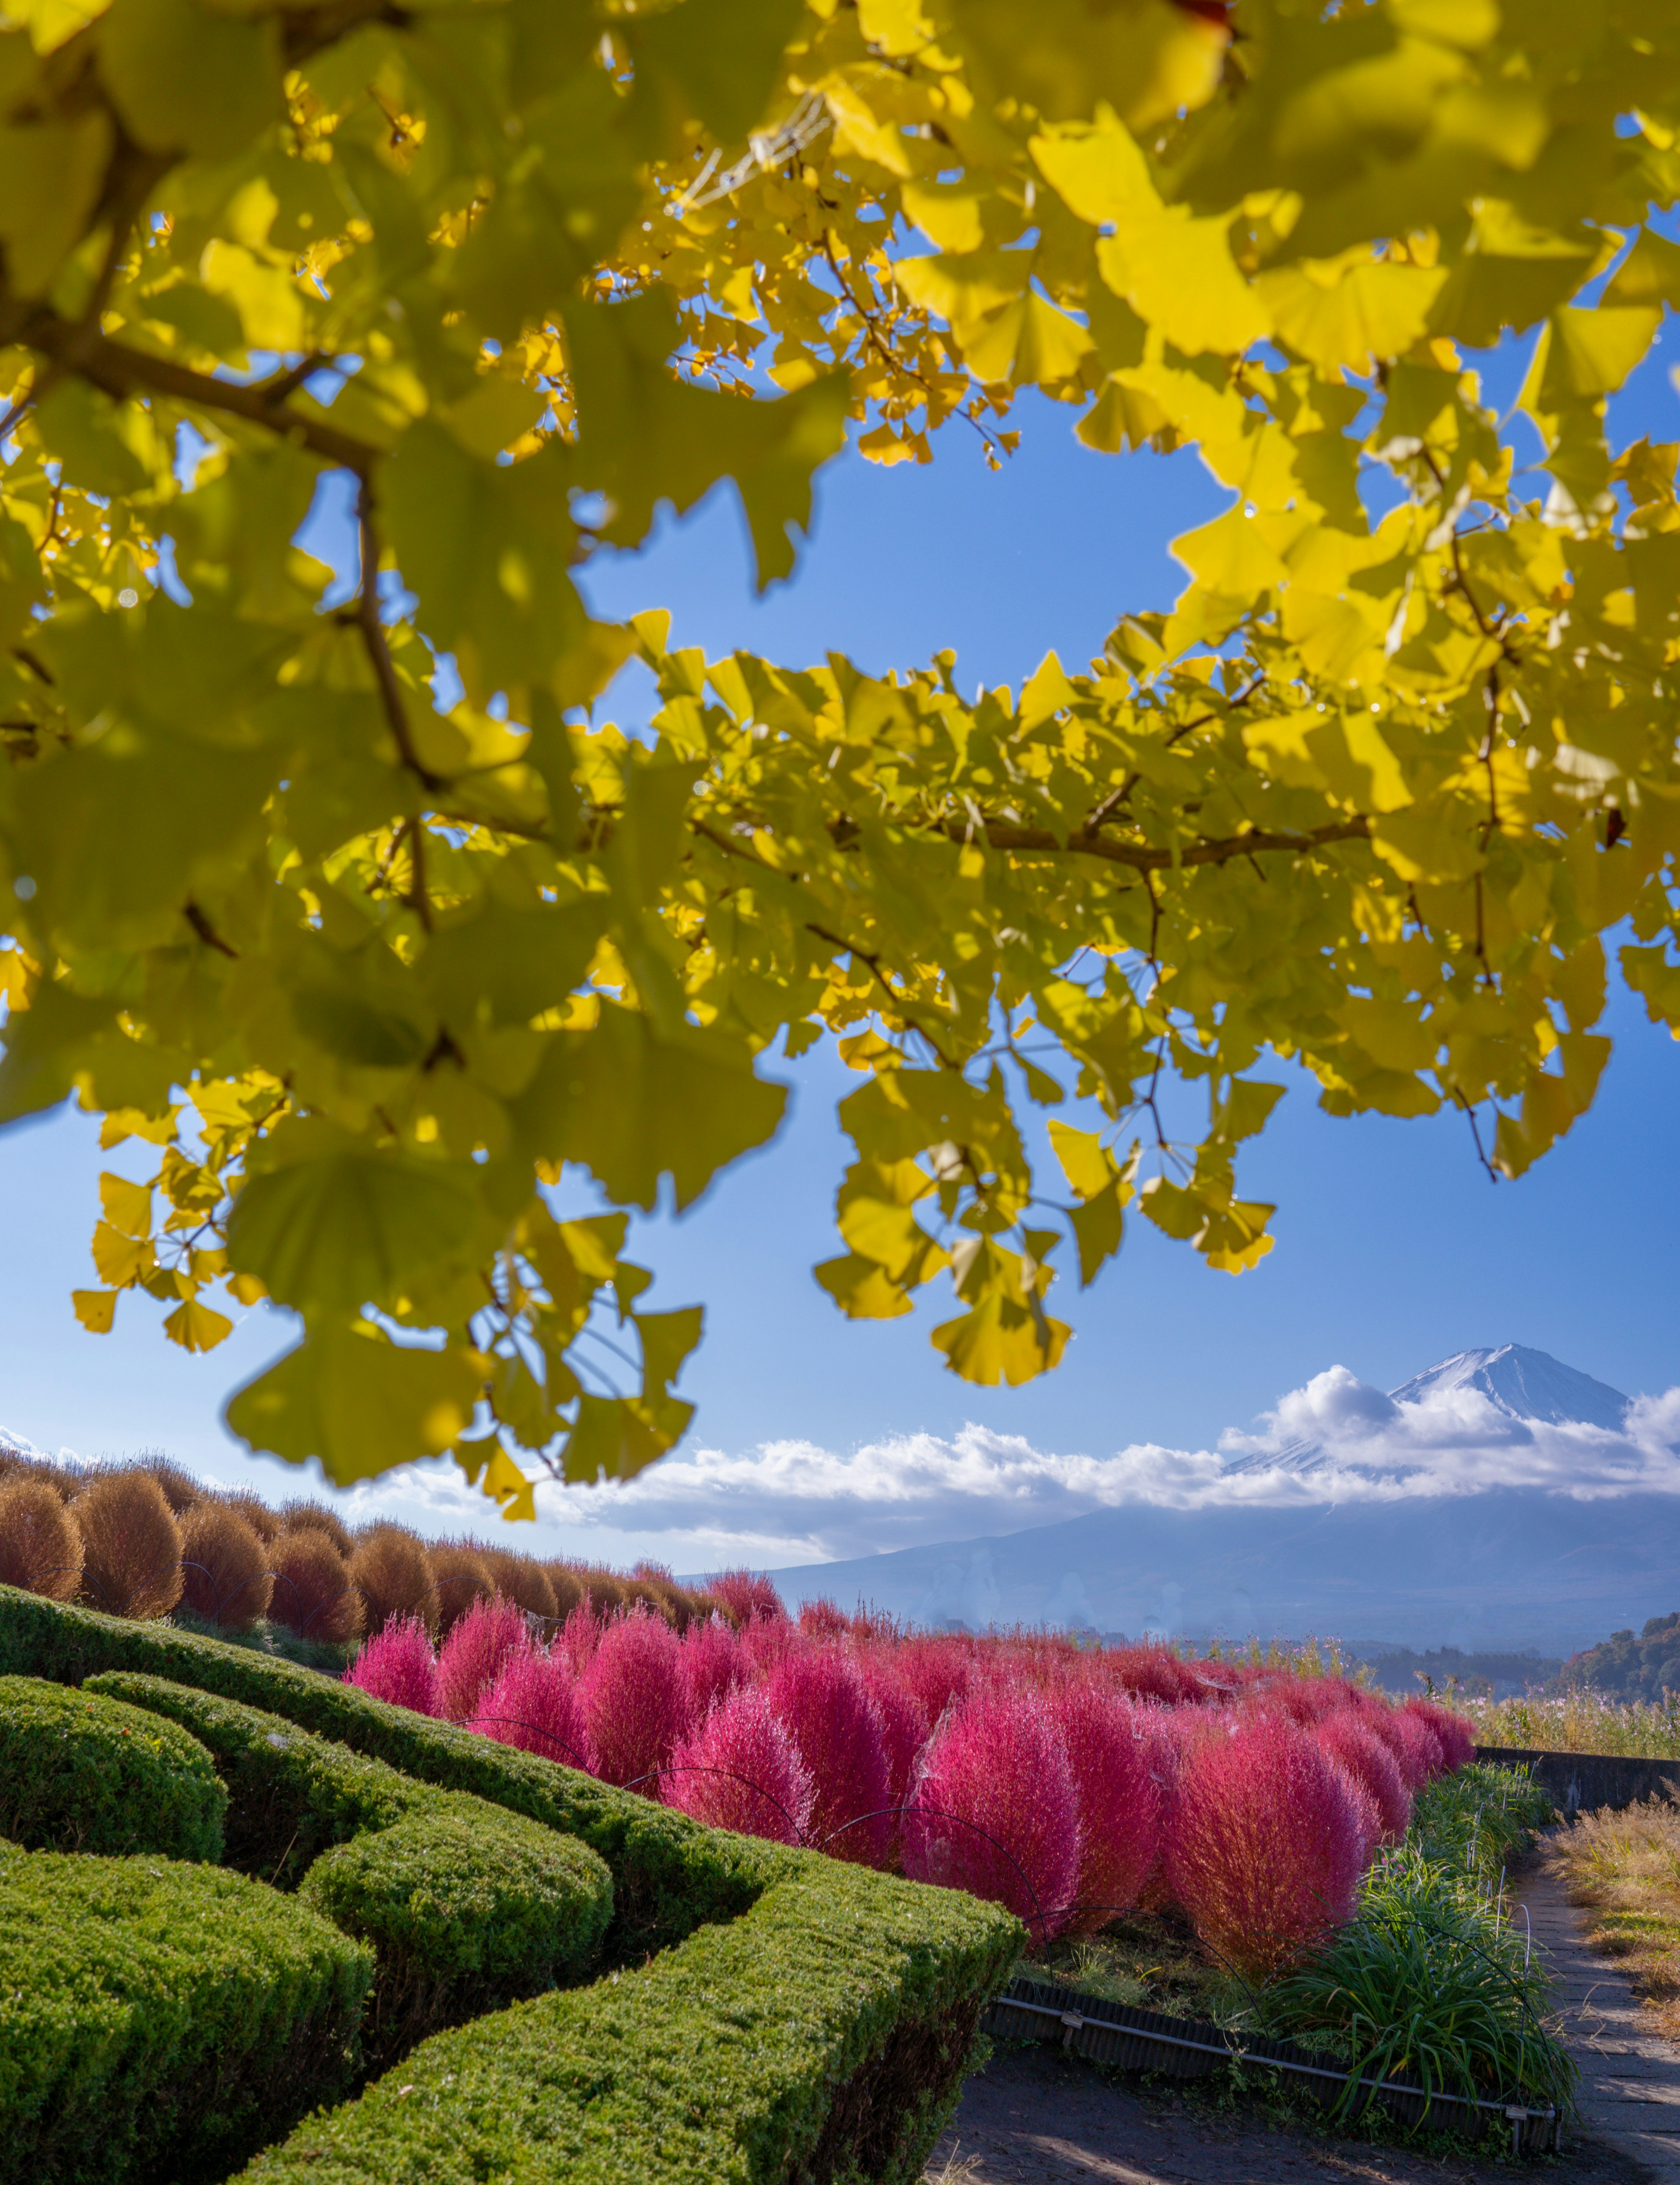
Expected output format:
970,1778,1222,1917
10,1585,1022,2182
235,1853,1015,2185
301,1809,614,2074
6,1585,764,1958
0,1676,225,1863
92,1674,616,2071
88,1672,429,1887
0,1849,372,2185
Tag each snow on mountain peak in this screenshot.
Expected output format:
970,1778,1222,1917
1387,1344,1629,1432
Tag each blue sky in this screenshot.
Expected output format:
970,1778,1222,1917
5,340,1679,1566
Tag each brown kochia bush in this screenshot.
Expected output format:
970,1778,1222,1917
0,1450,82,1502
74,1469,183,1620
278,1498,353,1558
269,1527,364,1645
544,1563,586,1622
0,1479,84,1600
429,1542,495,1635
576,1568,628,1619
349,1523,440,1638
178,1503,274,1630
221,1489,282,1543
136,1455,205,1515
475,1545,556,1622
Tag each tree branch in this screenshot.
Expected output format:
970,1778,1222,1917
919,813,1373,871
354,482,445,804
24,313,382,477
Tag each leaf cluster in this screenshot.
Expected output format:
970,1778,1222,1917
1,0,1678,1495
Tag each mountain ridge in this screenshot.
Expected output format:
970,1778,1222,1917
757,1344,1675,1654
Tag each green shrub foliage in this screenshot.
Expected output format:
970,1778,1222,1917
299,1810,613,2073
233,1856,1016,2185
0,1849,372,2185
88,1672,426,1887
11,1587,1021,2182
9,1587,768,1956
0,1675,225,1862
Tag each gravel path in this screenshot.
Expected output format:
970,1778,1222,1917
925,2041,1639,2184
1512,1856,1680,2180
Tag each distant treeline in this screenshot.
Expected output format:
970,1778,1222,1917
1347,1646,1563,1699
1552,1614,1680,1705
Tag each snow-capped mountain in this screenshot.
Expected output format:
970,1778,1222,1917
1223,1343,1632,1477
765,1345,1678,1654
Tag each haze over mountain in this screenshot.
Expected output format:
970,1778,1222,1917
759,1346,1680,1655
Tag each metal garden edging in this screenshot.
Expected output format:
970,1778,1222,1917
981,1976,1560,2155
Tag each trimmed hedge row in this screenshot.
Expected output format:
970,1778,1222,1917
4,1585,764,1959
88,1673,426,1887
235,1855,1014,2185
89,1675,616,2069
8,1586,1022,2182
303,1811,614,2075
0,1677,225,1862
0,1849,371,2185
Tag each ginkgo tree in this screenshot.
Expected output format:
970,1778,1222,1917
1,0,1678,1517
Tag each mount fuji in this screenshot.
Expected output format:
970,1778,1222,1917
763,1345,1680,1655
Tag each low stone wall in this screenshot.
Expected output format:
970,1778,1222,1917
1477,1744,1680,1816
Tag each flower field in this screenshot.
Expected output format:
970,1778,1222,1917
347,1575,1477,1979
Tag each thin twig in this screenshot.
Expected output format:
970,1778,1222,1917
805,919,958,1069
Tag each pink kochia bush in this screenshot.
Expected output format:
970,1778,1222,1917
1404,1696,1477,1772
1316,1712,1411,1844
343,1613,439,1715
664,1686,815,1844
905,1685,1082,1940
582,1604,692,1787
469,1651,593,1772
1166,1717,1365,1980
435,1594,532,1724
336,1548,1483,1978
1046,1679,1161,1935
766,1647,891,1866
679,1615,745,1721
1368,1703,1445,1790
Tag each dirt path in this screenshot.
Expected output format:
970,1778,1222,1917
925,2040,1637,2185
1512,1858,1680,2180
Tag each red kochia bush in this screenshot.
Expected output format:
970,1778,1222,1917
663,1686,815,1845
1046,1678,1161,1933
469,1651,594,1772
553,1601,602,1679
0,1480,83,1601
798,1598,851,1640
1403,1697,1477,1772
1166,1716,1364,1979
436,1594,532,1723
856,1650,931,1811
1105,1646,1208,1707
905,1685,1081,1939
892,1637,974,1733
343,1614,439,1715
679,1615,744,1721
706,1568,786,1627
1316,1712,1411,1843
1368,1704,1445,1790
766,1647,892,1866
581,1604,691,1787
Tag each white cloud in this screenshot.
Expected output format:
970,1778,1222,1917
16,1362,1680,1579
